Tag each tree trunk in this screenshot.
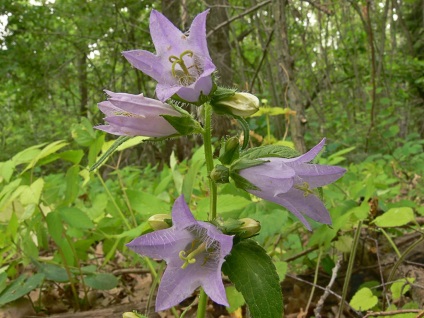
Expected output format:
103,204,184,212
206,0,234,138
273,0,307,153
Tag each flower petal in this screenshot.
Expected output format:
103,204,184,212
103,116,178,137
126,227,193,261
293,164,346,188
283,138,326,163
150,10,186,55
171,195,197,230
239,161,295,194
187,10,211,59
122,50,164,82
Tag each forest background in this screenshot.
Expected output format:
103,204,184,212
0,0,424,317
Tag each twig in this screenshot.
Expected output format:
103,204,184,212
314,258,342,318
301,0,333,15
206,0,271,37
363,309,424,318
249,29,274,92
283,246,318,262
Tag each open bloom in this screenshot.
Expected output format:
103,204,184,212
95,90,181,137
122,10,216,103
238,138,346,230
127,196,233,311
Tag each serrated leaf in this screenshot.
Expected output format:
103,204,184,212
349,287,378,311
0,273,45,306
84,273,118,290
372,207,415,228
241,145,299,160
222,239,283,318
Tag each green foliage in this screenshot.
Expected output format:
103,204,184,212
349,287,378,311
222,239,283,318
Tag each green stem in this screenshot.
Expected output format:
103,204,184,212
196,289,208,318
203,103,217,220
338,221,363,316
96,171,131,230
266,114,271,141
196,103,217,318
380,228,401,258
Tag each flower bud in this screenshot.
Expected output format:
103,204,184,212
237,218,261,238
219,137,240,165
212,92,259,117
148,214,172,230
210,165,230,183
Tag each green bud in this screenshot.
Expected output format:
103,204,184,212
210,165,230,183
148,214,172,230
237,218,261,238
219,137,240,165
212,92,260,117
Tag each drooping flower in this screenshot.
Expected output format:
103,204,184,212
126,196,233,311
237,138,346,230
122,10,216,103
95,90,181,137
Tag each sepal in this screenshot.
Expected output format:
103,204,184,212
219,137,240,165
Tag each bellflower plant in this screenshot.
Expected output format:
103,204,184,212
123,10,216,103
237,138,346,230
127,196,233,311
93,8,349,318
95,90,181,137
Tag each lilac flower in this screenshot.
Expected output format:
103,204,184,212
122,10,216,103
95,90,181,137
238,138,346,230
126,196,233,311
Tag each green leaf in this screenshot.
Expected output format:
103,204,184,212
23,140,68,172
222,239,283,318
71,118,97,147
126,190,170,216
11,143,45,166
197,195,251,218
349,287,378,311
0,273,45,306
20,178,44,206
46,211,63,244
0,160,14,183
182,157,204,200
241,145,299,160
33,261,69,283
59,150,84,164
372,207,415,228
162,114,203,136
225,286,245,313
58,207,94,229
391,278,415,301
274,261,288,282
84,273,118,290
334,235,354,253
64,165,80,205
